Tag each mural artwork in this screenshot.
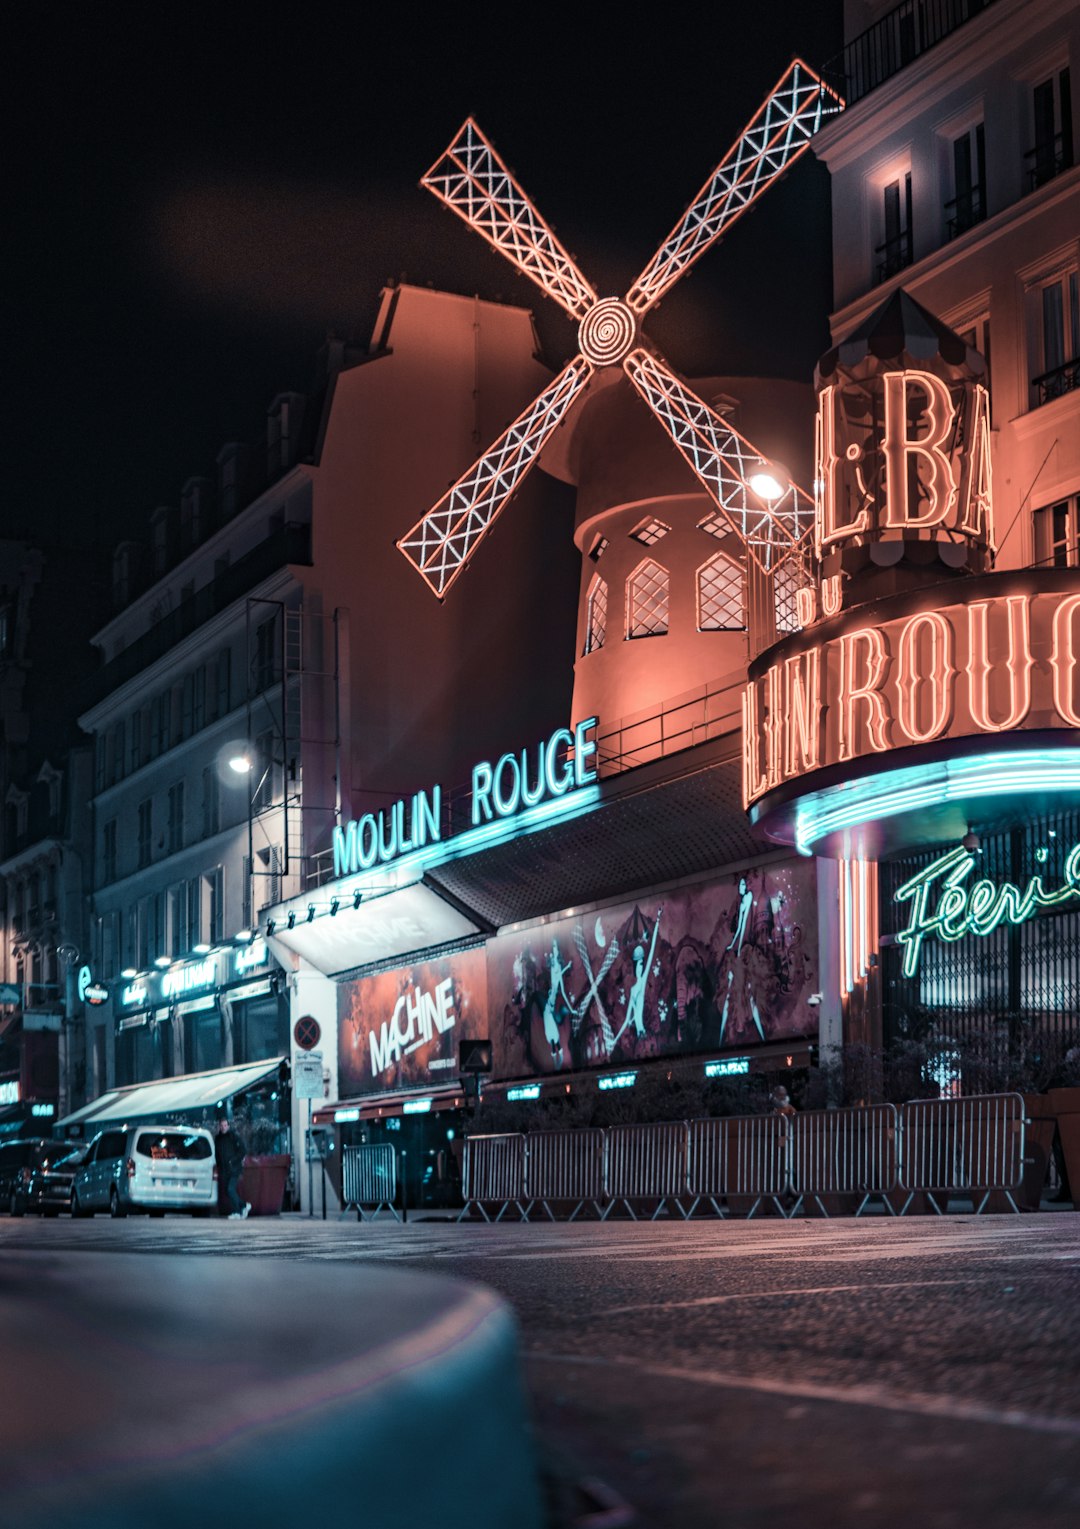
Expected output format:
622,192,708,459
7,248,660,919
338,948,486,1097
489,862,818,1077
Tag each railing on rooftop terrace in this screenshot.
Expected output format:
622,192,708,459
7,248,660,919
84,523,312,708
301,673,745,890
828,0,997,106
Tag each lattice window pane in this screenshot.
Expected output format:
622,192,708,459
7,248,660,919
585,575,607,653
627,559,669,638
630,516,671,546
697,510,733,541
588,534,609,562
774,559,806,634
698,554,745,630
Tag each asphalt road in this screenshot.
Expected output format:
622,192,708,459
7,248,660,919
3,1213,1079,1528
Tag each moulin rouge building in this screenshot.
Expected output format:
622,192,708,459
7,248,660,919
255,0,1080,1211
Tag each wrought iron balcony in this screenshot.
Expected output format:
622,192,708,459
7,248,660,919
1032,356,1080,407
1024,132,1073,192
875,228,913,284
944,185,984,240
832,0,997,106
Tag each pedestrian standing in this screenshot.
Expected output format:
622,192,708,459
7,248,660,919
216,1119,250,1218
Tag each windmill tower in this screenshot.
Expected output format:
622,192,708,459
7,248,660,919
398,62,843,725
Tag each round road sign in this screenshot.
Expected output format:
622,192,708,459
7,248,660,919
294,1015,321,1052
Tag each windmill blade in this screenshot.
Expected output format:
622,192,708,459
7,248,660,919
625,60,843,316
422,119,598,322
623,348,815,573
398,355,593,598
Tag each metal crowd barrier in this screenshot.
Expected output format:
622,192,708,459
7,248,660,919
898,1092,1027,1214
730,1113,793,1217
342,1143,401,1222
789,1104,899,1217
602,1122,689,1220
459,1133,528,1221
525,1128,606,1220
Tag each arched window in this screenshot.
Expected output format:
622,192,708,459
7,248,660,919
584,574,608,653
627,558,669,638
697,552,745,630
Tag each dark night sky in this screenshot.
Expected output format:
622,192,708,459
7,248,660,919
5,2,843,552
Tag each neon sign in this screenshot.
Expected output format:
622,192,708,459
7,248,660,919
598,1071,637,1091
815,371,993,558
744,582,1080,808
332,719,598,878
507,1084,541,1101
0,1080,19,1105
160,957,216,1000
705,1057,749,1077
234,939,268,975
894,841,1080,977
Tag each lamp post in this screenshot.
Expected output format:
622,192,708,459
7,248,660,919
56,943,80,1121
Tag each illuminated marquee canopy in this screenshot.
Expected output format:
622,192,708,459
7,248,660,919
744,571,1080,854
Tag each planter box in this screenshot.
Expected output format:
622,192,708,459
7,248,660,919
1048,1088,1080,1209
1020,1094,1058,1211
240,1153,291,1217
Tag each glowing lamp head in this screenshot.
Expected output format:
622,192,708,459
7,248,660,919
749,467,786,502
228,752,253,774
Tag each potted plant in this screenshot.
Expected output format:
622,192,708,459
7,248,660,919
233,1109,291,1217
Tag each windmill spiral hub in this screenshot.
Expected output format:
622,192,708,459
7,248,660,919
578,298,637,366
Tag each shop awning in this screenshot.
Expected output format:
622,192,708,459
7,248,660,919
314,1082,466,1126
55,1057,286,1134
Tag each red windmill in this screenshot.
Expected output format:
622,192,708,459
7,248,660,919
398,60,843,601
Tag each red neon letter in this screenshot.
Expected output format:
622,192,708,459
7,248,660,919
816,385,869,552
967,597,1032,732
783,649,821,777
895,611,954,743
1052,593,1080,727
838,628,889,761
742,680,769,804
957,384,994,547
882,370,959,531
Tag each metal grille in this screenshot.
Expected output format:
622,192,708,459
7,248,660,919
627,558,669,638
773,557,806,634
584,574,607,653
697,553,745,630
881,811,1080,1083
630,516,671,546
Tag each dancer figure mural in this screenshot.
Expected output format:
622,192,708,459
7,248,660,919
490,862,817,1077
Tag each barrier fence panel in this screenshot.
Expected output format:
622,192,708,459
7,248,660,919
731,1114,793,1217
525,1129,606,1220
602,1121,689,1220
686,1118,731,1217
342,1143,400,1222
899,1093,1027,1214
460,1134,528,1222
789,1104,899,1217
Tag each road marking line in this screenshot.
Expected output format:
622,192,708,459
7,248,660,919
600,1277,983,1316
532,1353,1080,1439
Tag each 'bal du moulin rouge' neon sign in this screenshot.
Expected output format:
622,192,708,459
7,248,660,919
893,841,1080,977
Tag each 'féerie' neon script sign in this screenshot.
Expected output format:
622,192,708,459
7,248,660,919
894,841,1080,977
332,719,599,878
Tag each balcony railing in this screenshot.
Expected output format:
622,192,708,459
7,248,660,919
1032,357,1080,407
944,185,984,240
831,0,997,106
1024,132,1073,193
875,228,913,284
85,522,312,708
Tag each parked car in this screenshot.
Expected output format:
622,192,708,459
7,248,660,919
27,1142,90,1216
71,1124,217,1218
0,1137,69,1216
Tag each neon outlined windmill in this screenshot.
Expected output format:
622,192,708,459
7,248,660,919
398,60,843,599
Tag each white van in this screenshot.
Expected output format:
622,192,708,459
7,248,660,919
71,1124,217,1217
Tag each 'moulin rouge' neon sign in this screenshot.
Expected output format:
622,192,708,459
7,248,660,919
894,841,1080,977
